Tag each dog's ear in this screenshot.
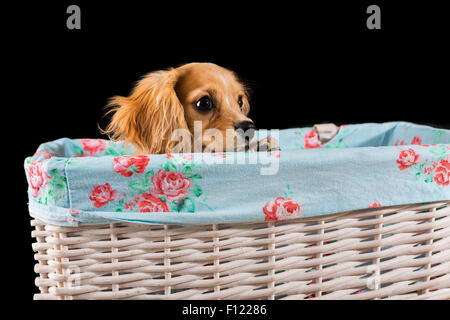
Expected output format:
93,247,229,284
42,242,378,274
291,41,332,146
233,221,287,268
102,69,189,154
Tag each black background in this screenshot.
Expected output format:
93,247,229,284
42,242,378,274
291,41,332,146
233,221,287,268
9,0,450,311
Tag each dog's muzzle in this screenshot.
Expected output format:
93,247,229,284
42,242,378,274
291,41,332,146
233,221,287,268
234,121,257,151
234,121,256,140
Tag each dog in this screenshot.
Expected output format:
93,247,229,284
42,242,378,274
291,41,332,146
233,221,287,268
103,62,279,155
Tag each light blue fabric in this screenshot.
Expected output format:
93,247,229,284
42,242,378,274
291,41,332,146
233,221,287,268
24,122,450,226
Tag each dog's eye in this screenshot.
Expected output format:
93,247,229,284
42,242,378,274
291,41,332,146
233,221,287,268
195,96,214,111
238,96,243,109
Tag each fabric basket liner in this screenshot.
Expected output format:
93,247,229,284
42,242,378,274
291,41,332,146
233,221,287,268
24,121,450,226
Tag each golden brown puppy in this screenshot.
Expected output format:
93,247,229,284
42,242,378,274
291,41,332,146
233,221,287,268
103,62,278,154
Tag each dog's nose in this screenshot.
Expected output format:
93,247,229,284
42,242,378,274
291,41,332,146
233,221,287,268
234,121,256,139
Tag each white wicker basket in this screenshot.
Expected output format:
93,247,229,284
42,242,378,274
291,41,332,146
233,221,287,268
30,201,450,300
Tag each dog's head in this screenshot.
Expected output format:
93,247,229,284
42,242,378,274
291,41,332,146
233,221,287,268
103,62,255,154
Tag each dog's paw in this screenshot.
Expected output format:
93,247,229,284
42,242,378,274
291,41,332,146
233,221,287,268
257,137,280,152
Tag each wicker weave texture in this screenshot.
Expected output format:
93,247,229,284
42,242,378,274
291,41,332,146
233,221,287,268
31,201,450,300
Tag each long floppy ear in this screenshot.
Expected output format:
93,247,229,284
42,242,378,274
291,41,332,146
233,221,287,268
102,69,189,154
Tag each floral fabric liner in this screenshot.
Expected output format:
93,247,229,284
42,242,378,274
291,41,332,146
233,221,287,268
25,122,450,226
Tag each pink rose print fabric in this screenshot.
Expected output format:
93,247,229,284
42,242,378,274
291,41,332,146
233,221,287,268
434,159,450,186
304,130,321,149
80,139,107,156
396,146,449,187
28,161,50,198
148,169,193,201
112,156,150,177
369,202,383,208
89,183,117,208
395,136,423,146
87,154,206,213
397,149,420,170
24,123,449,226
33,150,56,159
137,193,170,212
411,136,422,145
263,197,302,221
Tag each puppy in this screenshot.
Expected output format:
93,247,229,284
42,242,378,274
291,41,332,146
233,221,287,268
103,62,279,155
